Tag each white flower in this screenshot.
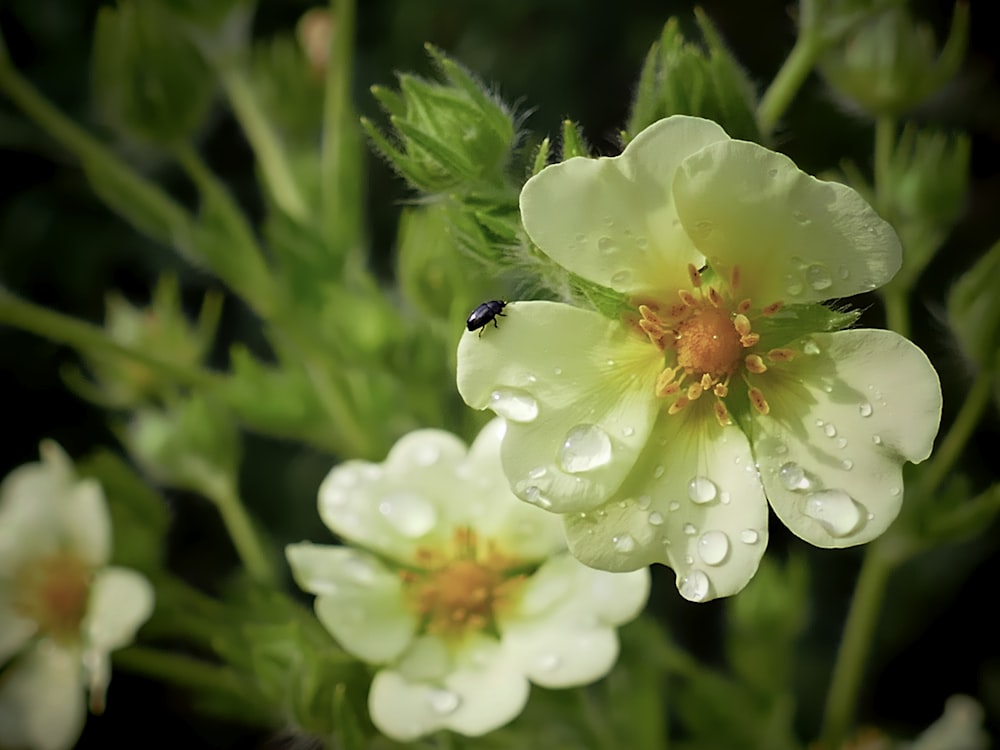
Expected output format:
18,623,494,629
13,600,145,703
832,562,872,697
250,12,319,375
286,419,650,741
0,441,154,750
456,116,942,602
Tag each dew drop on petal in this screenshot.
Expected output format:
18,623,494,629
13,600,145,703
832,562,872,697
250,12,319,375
558,424,613,473
653,465,665,479
739,529,759,544
859,402,873,417
889,486,901,497
805,264,833,291
687,476,718,504
837,437,848,449
597,236,616,253
784,276,804,297
613,534,637,553
648,511,664,526
427,688,461,715
521,485,553,510
778,462,812,491
611,270,632,285
528,466,548,479
872,434,883,445
683,523,697,536
823,423,837,438
838,265,851,280
803,490,863,537
489,389,539,423
378,492,437,537
841,459,854,470
553,367,563,376
697,531,730,565
802,339,821,355
637,495,651,510
622,426,635,437
668,501,680,512
720,491,731,505
679,569,710,602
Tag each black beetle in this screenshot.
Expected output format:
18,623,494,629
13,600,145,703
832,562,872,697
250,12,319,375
466,300,507,336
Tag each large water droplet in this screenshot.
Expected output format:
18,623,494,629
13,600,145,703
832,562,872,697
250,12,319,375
489,389,539,423
697,531,730,565
427,688,461,715
378,492,437,537
740,529,759,544
558,424,613,473
597,236,616,253
859,402,873,417
803,490,863,537
778,462,812,491
687,476,718,504
679,570,710,602
613,534,637,553
805,264,833,291
823,423,837,438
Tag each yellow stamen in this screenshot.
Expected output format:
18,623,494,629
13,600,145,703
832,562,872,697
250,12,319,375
687,263,702,287
767,348,795,362
748,386,770,415
668,397,690,415
714,400,732,426
762,301,784,316
745,354,767,374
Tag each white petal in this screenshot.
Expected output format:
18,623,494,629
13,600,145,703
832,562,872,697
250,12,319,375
0,641,86,750
673,140,901,304
500,555,648,687
0,461,68,570
63,479,111,567
564,407,770,601
0,599,37,665
520,116,729,296
286,543,417,663
368,635,529,741
82,567,154,654
754,329,942,548
457,301,662,512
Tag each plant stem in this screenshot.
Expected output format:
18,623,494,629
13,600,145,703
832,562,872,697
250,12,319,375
0,289,220,389
114,646,252,697
882,288,910,339
202,475,279,588
757,32,823,139
873,116,896,214
819,546,894,749
218,64,309,222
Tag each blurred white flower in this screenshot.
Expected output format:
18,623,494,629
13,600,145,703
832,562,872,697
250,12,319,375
0,441,154,750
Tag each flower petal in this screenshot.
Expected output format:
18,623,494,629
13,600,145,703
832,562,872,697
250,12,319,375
754,329,942,548
82,567,154,654
564,407,770,601
0,641,85,750
500,554,648,687
286,543,417,662
673,139,901,304
457,301,662,513
520,116,729,296
368,635,529,741
63,479,112,567
0,603,37,665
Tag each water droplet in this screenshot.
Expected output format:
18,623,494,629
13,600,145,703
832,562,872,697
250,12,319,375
679,570,710,602
778,462,812,491
537,653,561,671
837,437,848,449
841,459,854,470
613,534,637,553
720,491,731,505
872,434,883,445
668,501,680,512
648,511,664,526
603,216,614,227
697,531,730,565
784,275,804,297
683,523,697,536
740,529,759,544
823,423,837,438
859,402,873,417
610,270,632,285
528,466,547,479
687,476,718,504
768,167,779,177
838,265,851,280
823,384,833,393
519,484,553,509
637,495,652,510
793,210,811,225
489,389,539,423
653,465,665,479
574,233,586,243
805,264,833,291
636,236,649,249
378,492,437,537
695,220,713,235
427,688,461,715
803,490,863,537
597,236,616,253
889,486,901,497
558,424,613,473
553,367,563,376
803,340,821,355
622,426,635,437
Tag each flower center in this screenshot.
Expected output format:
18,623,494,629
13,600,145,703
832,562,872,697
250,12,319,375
13,551,92,644
632,263,791,425
402,527,525,638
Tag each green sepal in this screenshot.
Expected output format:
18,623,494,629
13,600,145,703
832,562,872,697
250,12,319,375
560,119,590,159
91,2,214,146
531,137,552,176
947,239,1000,373
626,11,759,144
249,34,324,147
754,303,862,351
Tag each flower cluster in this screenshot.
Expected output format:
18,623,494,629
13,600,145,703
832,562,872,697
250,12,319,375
457,116,942,601
287,419,649,740
0,442,154,750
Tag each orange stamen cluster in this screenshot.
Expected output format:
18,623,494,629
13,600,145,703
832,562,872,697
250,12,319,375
636,263,792,425
401,527,525,638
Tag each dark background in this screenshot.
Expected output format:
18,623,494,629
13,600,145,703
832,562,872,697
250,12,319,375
2,0,998,747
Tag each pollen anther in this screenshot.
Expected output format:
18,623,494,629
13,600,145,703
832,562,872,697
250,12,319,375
687,263,702,287
767,348,795,362
748,386,770,415
745,354,767,374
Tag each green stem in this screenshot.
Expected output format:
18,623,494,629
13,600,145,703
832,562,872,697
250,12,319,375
756,32,823,139
819,546,894,749
114,646,253,698
0,57,193,248
873,116,896,214
202,475,279,588
0,289,220,389
882,289,910,339
218,64,309,222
